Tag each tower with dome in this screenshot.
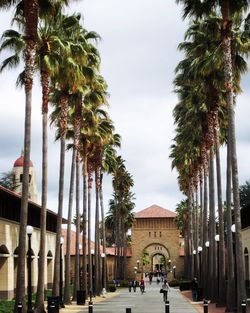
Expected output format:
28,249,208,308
12,151,38,203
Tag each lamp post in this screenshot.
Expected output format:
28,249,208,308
168,259,171,271
26,225,33,313
172,265,176,278
79,244,82,291
111,243,117,282
231,224,237,310
60,237,65,308
134,266,137,280
198,246,202,283
193,250,197,278
215,234,219,303
205,241,210,299
101,253,106,294
90,249,95,299
136,259,140,272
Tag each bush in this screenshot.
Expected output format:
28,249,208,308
0,300,14,313
179,280,192,291
169,279,180,287
108,284,117,292
119,280,128,287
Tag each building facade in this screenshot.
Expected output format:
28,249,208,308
128,204,184,280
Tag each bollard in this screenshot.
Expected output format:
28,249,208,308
126,309,132,313
203,300,208,313
242,300,247,313
165,300,169,313
48,300,57,313
89,300,93,313
17,302,22,313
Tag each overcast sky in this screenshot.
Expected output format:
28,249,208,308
0,0,250,222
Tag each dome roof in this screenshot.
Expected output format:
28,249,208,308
14,155,33,167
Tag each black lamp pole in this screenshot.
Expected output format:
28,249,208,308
27,225,33,313
60,238,65,308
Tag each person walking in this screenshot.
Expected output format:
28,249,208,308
128,281,132,292
161,279,170,302
191,277,198,301
139,278,145,294
132,280,137,292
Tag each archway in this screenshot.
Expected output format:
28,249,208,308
47,251,53,289
13,247,19,293
142,243,170,273
0,245,10,298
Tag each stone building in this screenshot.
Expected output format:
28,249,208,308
240,206,250,286
128,204,184,280
0,155,64,300
0,184,61,299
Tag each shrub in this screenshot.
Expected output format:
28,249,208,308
119,280,128,287
108,284,117,292
169,279,180,287
179,280,192,291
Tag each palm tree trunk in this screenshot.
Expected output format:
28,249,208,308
208,153,216,302
215,135,226,306
87,162,93,298
220,1,246,308
225,123,236,312
100,173,107,292
53,94,68,296
14,1,38,305
186,190,192,279
35,114,48,313
94,167,100,295
202,170,209,298
73,154,80,299
64,149,76,304
82,152,87,296
35,69,50,313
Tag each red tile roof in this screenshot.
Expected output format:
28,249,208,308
61,229,132,257
135,204,176,218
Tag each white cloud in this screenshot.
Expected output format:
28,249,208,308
0,0,249,230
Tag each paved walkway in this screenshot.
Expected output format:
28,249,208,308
61,282,199,313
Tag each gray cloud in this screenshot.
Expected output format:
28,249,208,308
0,0,249,224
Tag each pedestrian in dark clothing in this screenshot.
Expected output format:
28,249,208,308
191,277,198,301
132,280,137,292
128,281,132,292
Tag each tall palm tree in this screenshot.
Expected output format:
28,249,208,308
176,2,249,308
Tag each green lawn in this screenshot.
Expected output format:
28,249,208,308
0,300,14,313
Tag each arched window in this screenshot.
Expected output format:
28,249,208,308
0,244,10,255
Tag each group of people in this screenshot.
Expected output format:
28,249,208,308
128,278,170,302
128,279,145,293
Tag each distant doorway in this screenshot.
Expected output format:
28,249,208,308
152,253,166,272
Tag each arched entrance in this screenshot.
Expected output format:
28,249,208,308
47,251,53,289
143,243,170,273
0,245,10,298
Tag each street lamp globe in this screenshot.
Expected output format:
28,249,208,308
198,246,202,252
101,253,105,258
215,234,220,242
26,225,33,235
91,249,95,255
231,224,236,233
60,237,64,245
205,241,210,248
193,250,197,255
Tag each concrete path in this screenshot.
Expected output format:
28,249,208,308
61,282,199,313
